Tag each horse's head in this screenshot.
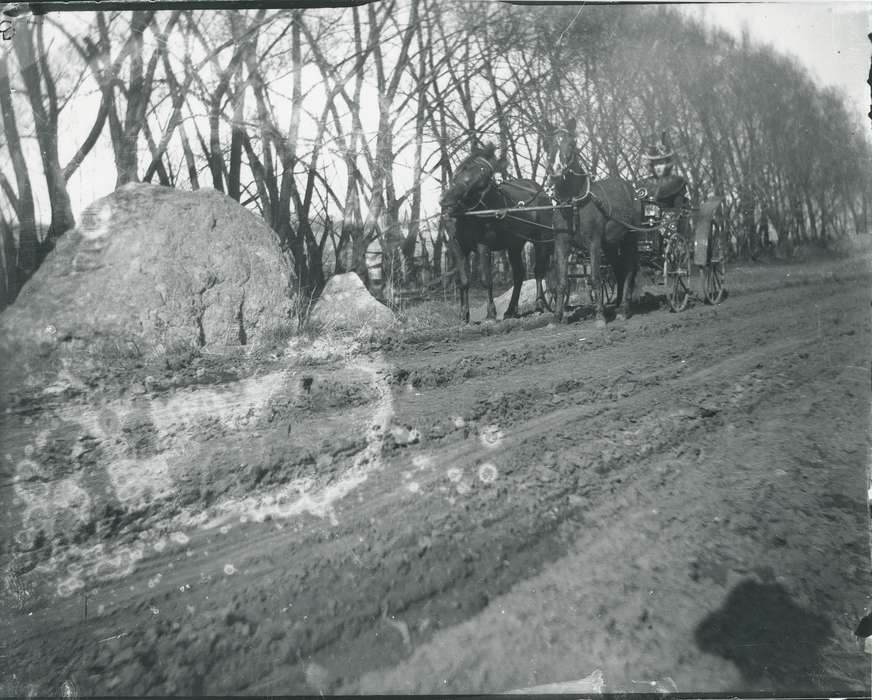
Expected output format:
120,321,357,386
440,143,503,213
548,120,586,201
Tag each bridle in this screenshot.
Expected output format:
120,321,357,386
443,155,497,212
552,148,591,205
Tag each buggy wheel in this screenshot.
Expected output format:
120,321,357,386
664,235,692,312
703,216,726,304
601,265,617,305
543,288,557,312
703,262,726,304
588,266,617,306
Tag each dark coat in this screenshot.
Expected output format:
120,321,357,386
643,173,688,210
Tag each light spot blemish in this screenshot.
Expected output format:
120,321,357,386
479,425,503,449
478,463,498,484
446,467,463,483
412,454,432,470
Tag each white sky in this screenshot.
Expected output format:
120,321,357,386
680,1,871,133
14,2,871,224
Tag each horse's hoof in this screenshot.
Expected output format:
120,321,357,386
595,318,607,329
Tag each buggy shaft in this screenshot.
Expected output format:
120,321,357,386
461,203,574,217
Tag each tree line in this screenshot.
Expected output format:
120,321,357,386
2,2,870,309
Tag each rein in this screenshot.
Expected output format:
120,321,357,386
490,181,559,242
468,178,495,211
494,179,549,209
590,194,655,232
591,194,698,233
447,163,669,242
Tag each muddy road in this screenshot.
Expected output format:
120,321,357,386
2,257,871,696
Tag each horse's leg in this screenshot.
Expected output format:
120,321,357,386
629,231,640,304
553,218,571,323
590,225,607,328
461,254,471,322
534,242,551,312
613,253,626,317
446,227,470,323
613,254,628,321
505,243,525,318
477,241,497,321
602,229,625,320
617,230,638,321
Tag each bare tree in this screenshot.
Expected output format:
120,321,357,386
0,53,37,304
12,19,76,250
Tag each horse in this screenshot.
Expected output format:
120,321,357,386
440,144,553,323
548,126,640,327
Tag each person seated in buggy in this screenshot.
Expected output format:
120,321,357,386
639,132,688,212
637,133,691,253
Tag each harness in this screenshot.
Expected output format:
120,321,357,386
445,156,667,242
459,156,497,210
591,193,696,233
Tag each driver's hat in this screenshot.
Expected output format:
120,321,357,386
642,132,674,164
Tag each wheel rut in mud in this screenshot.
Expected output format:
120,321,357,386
2,260,870,695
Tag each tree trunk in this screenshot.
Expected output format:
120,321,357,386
432,225,444,279
13,21,76,255
227,13,248,202
112,10,160,186
0,211,18,308
0,52,37,290
179,111,200,189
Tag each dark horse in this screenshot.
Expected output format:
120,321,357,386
440,144,552,323
549,125,640,327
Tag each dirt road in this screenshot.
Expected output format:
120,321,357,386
2,257,871,695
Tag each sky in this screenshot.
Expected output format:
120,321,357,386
679,1,871,131
10,1,871,223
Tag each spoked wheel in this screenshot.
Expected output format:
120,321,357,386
543,288,557,313
588,265,617,306
702,262,726,305
664,234,692,312
702,216,726,304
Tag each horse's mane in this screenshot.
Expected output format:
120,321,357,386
560,139,583,169
457,142,497,170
